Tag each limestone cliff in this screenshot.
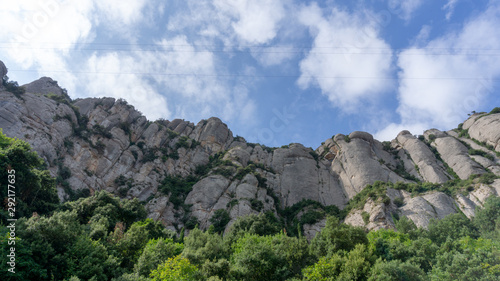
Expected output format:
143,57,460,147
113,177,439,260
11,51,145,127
1,60,499,236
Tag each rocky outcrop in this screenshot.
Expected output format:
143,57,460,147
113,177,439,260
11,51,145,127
270,143,347,208
1,59,500,234
0,60,7,81
330,132,405,199
396,131,450,183
425,129,485,180
464,113,500,152
23,77,67,97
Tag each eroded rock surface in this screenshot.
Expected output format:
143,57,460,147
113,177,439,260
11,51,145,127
1,59,499,233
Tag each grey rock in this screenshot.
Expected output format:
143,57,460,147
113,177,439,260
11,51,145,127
467,113,500,152
396,131,450,183
303,219,326,240
270,143,347,207
0,60,7,81
425,129,485,179
23,77,66,99
331,133,405,199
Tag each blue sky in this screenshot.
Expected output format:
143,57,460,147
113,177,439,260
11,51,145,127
2,0,500,149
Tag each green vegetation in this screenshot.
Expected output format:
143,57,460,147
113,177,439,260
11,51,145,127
92,124,113,139
0,129,59,221
490,107,500,114
158,175,198,211
209,209,231,234
1,189,499,280
2,76,26,99
468,148,495,161
1,128,500,280
280,199,340,236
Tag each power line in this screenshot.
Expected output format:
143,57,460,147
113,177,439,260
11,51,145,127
4,41,500,51
8,69,500,81
2,43,500,56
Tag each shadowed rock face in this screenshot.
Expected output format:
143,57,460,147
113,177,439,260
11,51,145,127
396,131,450,183
23,77,66,97
0,60,7,80
1,59,499,233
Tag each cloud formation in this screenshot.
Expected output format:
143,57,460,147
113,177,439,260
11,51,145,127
297,4,393,111
213,0,286,45
443,0,459,20
376,2,500,140
388,0,424,21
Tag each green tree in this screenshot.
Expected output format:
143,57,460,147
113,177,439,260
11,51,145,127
63,190,147,230
303,244,375,281
224,212,282,246
0,129,59,222
65,235,121,280
427,213,479,245
309,216,368,258
394,215,417,234
183,227,229,266
149,255,200,281
115,219,169,269
428,236,500,280
15,210,82,280
135,238,184,277
231,233,310,280
209,209,231,233
0,231,47,280
473,196,500,238
368,259,426,281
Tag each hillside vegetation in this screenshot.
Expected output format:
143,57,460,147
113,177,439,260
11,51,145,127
1,131,499,280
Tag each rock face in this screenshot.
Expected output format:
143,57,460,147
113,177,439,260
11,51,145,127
465,113,500,152
1,61,500,234
23,77,66,97
0,60,7,80
330,132,405,199
396,131,450,183
424,129,485,180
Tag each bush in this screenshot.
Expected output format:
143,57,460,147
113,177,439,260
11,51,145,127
149,255,199,281
394,197,405,207
135,238,184,277
489,107,500,114
368,259,427,281
175,136,191,150
209,209,231,233
468,148,494,161
300,210,324,225
249,198,263,212
159,175,198,210
2,76,26,98
362,211,370,224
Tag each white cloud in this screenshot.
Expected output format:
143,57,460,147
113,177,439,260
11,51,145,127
375,2,500,140
167,0,294,66
0,0,257,126
0,0,95,92
81,36,256,124
95,0,148,26
142,36,257,123
0,0,157,92
297,4,393,111
388,0,424,21
374,122,429,141
84,53,170,120
213,0,285,44
443,0,459,20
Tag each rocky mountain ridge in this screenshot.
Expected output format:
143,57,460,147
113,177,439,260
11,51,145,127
1,60,499,237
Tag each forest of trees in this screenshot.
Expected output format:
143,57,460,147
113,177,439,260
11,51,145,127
1,130,500,280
